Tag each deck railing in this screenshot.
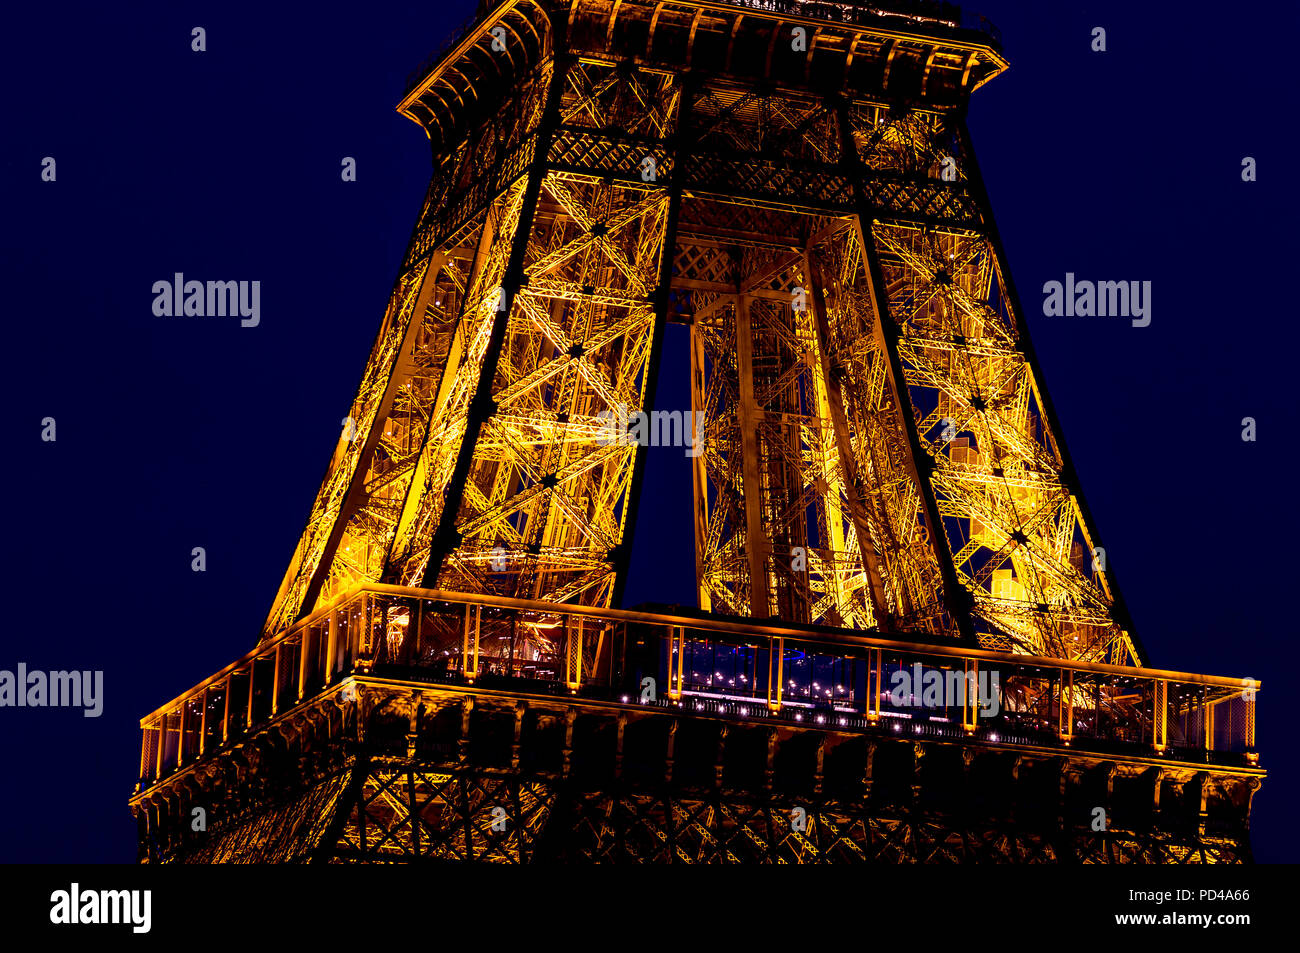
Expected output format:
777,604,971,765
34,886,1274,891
138,585,1259,787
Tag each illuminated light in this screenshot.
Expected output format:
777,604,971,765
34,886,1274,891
521,618,561,630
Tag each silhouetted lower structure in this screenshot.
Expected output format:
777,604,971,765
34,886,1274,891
133,590,1260,863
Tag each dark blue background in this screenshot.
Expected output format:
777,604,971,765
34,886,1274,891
1,0,1293,862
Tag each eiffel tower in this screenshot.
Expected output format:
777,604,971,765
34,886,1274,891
131,0,1262,863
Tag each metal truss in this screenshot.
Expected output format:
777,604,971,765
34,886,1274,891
142,730,1255,865
131,1,1265,867
254,7,1132,666
551,793,1251,864
678,93,1135,661
332,763,557,863
325,778,1248,865
261,54,686,638
869,217,1127,661
257,6,1134,661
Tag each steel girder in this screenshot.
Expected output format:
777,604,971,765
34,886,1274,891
255,1,1136,668
129,2,1262,869
679,89,1137,661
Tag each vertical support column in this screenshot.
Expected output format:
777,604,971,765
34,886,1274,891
272,643,282,716
153,718,165,781
565,616,583,693
198,688,209,757
298,629,309,703
325,607,339,686
461,604,472,680
178,700,191,767
138,726,151,783
866,647,882,721
463,604,481,684
1205,695,1215,752
735,288,771,618
245,665,256,729
667,625,685,700
1244,687,1256,759
1058,668,1074,744
355,591,373,670
1153,679,1168,753
766,637,784,712
962,658,978,734
220,675,231,744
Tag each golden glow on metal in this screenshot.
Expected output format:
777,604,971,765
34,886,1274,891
132,1,1264,867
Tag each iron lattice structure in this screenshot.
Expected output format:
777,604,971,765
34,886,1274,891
259,0,1137,667
130,0,1263,863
